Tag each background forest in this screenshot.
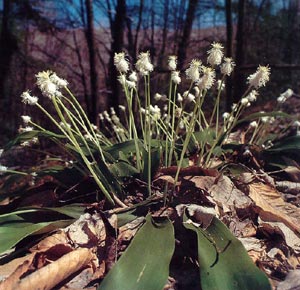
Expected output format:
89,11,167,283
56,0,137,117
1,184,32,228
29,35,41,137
0,0,300,145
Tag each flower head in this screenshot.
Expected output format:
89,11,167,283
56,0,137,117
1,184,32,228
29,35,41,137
197,66,215,90
119,105,126,112
222,112,230,120
185,59,202,82
49,73,68,88
183,91,195,103
19,126,34,133
246,90,258,102
247,65,270,88
0,165,8,175
126,80,136,89
207,42,224,66
168,55,177,71
241,97,250,107
171,71,181,84
21,91,38,105
277,88,293,103
21,115,31,124
136,52,153,75
177,93,183,102
129,71,138,82
220,57,235,76
249,121,258,128
150,105,161,120
114,52,129,73
36,71,59,98
154,93,167,101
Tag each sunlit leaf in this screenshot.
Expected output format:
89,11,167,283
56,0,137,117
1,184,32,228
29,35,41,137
184,216,271,290
99,214,175,290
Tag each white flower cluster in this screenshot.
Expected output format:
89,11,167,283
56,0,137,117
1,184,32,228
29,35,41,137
114,52,129,73
220,57,235,76
168,55,177,71
21,91,38,105
277,88,293,103
207,42,224,66
247,65,270,88
197,66,215,90
136,52,154,75
0,164,8,175
185,59,201,82
36,71,68,98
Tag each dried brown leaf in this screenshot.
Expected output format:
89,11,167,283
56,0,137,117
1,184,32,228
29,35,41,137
12,247,95,290
209,175,253,215
0,254,36,288
66,213,106,247
258,218,300,252
30,230,70,253
249,182,300,234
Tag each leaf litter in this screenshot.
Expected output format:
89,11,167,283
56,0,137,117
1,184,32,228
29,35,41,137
1,154,300,289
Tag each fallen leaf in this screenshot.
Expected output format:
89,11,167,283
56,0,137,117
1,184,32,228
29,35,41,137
12,247,95,290
277,270,300,290
30,230,69,252
209,175,253,215
66,213,106,247
239,237,266,263
118,217,144,242
248,182,300,234
276,181,300,195
0,254,36,288
258,218,300,253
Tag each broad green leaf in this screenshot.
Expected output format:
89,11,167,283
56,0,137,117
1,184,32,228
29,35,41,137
99,214,175,290
238,111,292,123
110,161,139,179
0,205,85,254
184,217,271,290
105,140,143,159
264,136,300,153
5,130,65,149
0,215,72,254
263,136,300,168
141,148,161,181
116,198,164,227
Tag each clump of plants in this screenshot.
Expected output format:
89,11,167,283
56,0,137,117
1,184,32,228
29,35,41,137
4,43,274,203
2,42,298,290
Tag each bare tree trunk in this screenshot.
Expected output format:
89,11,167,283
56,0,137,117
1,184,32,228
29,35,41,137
73,30,90,115
126,0,143,63
177,0,198,70
159,0,169,65
85,0,99,123
107,0,126,113
0,0,17,99
233,0,245,102
225,0,233,110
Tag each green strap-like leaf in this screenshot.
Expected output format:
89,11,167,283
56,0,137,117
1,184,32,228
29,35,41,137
99,214,175,290
0,205,86,254
0,215,72,254
184,217,271,290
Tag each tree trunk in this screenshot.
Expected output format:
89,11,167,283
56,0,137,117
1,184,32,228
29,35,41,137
159,0,169,66
107,0,126,113
233,0,245,102
85,0,99,123
0,0,17,101
225,0,233,110
177,0,198,70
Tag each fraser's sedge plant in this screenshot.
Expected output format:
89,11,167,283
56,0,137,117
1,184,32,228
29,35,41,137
18,42,272,206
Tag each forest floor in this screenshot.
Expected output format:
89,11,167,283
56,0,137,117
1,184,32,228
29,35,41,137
0,97,300,290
